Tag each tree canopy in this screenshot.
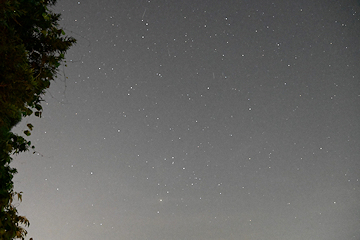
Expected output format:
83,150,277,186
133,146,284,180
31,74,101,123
0,0,75,238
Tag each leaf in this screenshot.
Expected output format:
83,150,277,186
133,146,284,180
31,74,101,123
42,12,50,21
27,123,33,131
17,192,23,202
23,108,33,116
23,130,31,136
35,104,42,111
34,111,42,117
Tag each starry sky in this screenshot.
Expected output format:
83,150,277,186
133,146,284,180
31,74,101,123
11,0,360,239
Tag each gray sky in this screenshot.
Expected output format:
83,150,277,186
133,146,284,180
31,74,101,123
12,0,360,239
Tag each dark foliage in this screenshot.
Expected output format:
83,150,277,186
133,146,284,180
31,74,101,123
0,0,75,238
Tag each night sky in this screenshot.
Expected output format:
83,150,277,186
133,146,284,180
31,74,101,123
11,0,360,239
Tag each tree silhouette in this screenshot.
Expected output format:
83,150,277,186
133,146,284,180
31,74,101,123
0,0,75,238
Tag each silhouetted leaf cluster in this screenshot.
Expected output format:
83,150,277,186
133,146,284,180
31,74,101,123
0,0,75,239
